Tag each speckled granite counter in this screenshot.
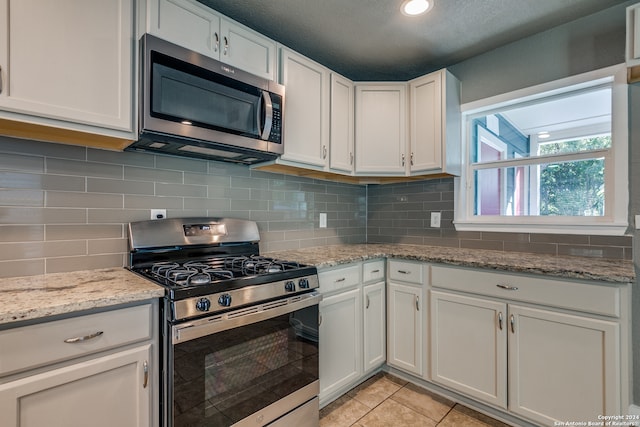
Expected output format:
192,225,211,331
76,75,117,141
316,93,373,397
266,244,636,284
0,268,164,326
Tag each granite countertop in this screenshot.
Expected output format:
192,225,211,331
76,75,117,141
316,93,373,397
266,243,636,284
0,268,164,326
0,244,634,327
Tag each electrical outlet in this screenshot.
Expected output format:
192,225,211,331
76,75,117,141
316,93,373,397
151,209,167,220
430,212,441,228
319,213,327,228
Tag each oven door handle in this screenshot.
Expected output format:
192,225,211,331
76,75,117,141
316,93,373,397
173,292,322,344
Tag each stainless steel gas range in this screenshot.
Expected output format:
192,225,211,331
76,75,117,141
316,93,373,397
128,217,321,427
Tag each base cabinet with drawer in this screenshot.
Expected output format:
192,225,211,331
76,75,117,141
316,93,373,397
387,260,425,377
318,260,385,406
0,302,158,427
430,265,627,426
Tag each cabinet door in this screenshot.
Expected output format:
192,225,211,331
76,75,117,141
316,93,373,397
279,49,330,167
329,73,355,174
430,291,507,408
319,288,362,400
508,305,620,425
363,281,385,373
0,345,151,427
220,18,276,80
387,281,422,375
355,84,407,175
0,0,133,132
409,71,442,172
149,0,221,58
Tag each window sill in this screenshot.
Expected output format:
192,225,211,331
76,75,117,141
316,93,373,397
453,220,629,236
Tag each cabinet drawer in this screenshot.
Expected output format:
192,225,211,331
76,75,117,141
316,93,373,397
388,260,424,284
431,265,621,317
319,264,360,294
0,304,152,377
363,260,385,283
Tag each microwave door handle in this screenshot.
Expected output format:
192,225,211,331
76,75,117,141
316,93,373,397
258,90,273,140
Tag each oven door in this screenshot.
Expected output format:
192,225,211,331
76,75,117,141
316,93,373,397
166,292,321,427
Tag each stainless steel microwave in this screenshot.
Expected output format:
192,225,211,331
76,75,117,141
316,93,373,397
127,34,284,164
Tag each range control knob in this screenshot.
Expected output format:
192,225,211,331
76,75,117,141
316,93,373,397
298,278,310,289
284,281,296,292
195,297,211,312
218,294,232,307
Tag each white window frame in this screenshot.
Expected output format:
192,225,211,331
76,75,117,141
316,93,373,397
454,64,628,235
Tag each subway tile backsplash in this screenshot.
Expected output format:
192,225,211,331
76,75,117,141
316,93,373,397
0,136,366,278
367,179,632,260
0,136,632,278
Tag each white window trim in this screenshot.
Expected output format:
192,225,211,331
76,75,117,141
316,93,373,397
454,64,628,236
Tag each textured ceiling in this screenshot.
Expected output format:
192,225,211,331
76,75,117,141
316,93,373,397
197,0,627,81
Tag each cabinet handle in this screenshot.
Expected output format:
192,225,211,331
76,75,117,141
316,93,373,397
415,295,419,311
143,360,149,388
496,284,518,291
402,153,406,166
319,314,322,326
397,270,410,275
323,145,327,159
371,269,380,273
350,152,354,165
510,314,515,333
213,32,219,52
366,295,370,309
335,277,346,283
0,65,3,94
410,152,414,166
63,330,103,343
223,36,229,55
498,312,503,330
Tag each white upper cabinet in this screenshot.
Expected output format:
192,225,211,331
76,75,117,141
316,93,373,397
355,83,408,175
146,0,276,80
279,49,330,167
329,73,355,174
0,0,134,137
627,3,640,67
408,69,461,175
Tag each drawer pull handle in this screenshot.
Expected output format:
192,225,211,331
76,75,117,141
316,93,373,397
498,312,503,330
510,315,516,333
366,295,370,309
143,360,149,388
371,269,380,273
398,270,410,274
63,330,104,343
415,295,419,311
496,284,518,291
335,277,346,283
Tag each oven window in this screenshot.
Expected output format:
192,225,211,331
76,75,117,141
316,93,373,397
172,306,319,426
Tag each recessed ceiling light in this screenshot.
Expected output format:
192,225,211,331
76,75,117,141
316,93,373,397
401,0,433,16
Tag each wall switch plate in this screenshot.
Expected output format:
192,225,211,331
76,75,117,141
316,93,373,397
151,209,167,220
319,213,327,228
430,212,441,228
636,214,640,229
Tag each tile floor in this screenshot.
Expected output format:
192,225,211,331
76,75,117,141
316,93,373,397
320,373,512,427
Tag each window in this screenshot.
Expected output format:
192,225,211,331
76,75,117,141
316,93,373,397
455,65,628,235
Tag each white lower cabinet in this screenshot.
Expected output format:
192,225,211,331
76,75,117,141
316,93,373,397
0,345,151,427
0,302,157,427
430,265,626,426
387,281,423,376
319,287,362,400
318,260,386,406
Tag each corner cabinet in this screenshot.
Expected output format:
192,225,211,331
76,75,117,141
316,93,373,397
0,302,158,427
0,0,134,139
355,83,408,175
408,69,461,175
144,0,277,80
430,265,628,426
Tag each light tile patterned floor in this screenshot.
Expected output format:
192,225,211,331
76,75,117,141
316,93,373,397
320,373,511,427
